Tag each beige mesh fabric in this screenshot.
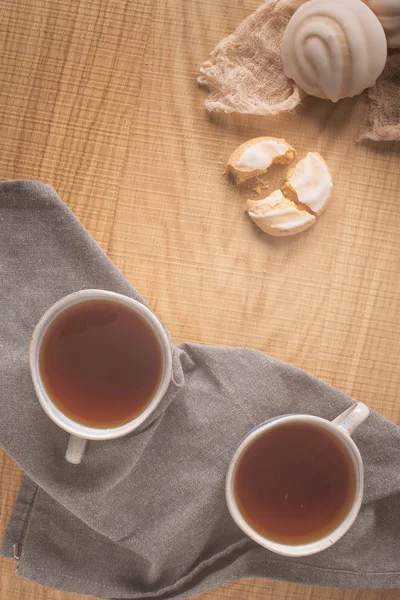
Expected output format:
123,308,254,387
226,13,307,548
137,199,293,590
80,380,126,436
199,0,400,142
198,0,305,115
360,52,400,142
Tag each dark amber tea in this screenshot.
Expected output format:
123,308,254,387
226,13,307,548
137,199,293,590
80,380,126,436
234,423,356,545
39,300,163,428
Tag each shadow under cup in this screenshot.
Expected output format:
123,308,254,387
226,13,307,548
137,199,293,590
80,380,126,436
30,290,172,442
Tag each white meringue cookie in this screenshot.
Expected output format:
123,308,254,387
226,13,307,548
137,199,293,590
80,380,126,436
235,140,291,170
364,0,400,47
284,152,333,216
282,0,388,102
226,137,296,185
246,190,316,237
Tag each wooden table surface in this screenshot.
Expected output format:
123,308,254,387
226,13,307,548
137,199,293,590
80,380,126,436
1,1,399,599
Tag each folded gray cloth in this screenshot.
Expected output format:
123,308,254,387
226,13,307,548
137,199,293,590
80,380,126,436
1,181,399,599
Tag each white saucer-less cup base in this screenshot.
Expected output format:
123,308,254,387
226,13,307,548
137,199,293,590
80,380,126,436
30,290,173,464
225,402,370,557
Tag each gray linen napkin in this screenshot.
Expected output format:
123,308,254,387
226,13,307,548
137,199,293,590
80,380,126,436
1,181,399,599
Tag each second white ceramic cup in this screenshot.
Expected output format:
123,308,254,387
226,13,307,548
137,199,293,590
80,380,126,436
226,402,370,557
30,289,172,464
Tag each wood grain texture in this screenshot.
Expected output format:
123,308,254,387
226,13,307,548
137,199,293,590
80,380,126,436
0,0,399,599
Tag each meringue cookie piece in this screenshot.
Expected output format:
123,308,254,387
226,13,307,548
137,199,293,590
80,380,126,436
283,152,333,216
364,0,400,47
246,190,316,237
227,137,296,185
282,0,387,102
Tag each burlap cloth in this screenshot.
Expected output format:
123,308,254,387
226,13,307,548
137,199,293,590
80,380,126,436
198,0,400,142
1,181,400,599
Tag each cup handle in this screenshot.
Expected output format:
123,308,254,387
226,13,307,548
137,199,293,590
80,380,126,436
332,402,370,437
65,435,88,464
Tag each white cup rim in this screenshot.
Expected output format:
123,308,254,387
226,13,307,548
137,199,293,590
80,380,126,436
30,289,173,440
225,414,364,557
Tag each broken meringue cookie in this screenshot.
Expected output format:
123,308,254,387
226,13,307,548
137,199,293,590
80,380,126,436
246,190,316,237
246,153,333,237
283,152,333,216
282,0,387,102
226,137,296,185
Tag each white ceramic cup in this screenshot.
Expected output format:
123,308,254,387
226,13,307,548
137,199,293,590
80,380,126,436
226,402,370,557
30,289,172,464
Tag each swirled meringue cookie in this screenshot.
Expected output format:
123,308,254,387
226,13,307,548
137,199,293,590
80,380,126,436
226,137,296,185
283,152,332,216
246,190,316,237
364,0,400,47
282,0,387,102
